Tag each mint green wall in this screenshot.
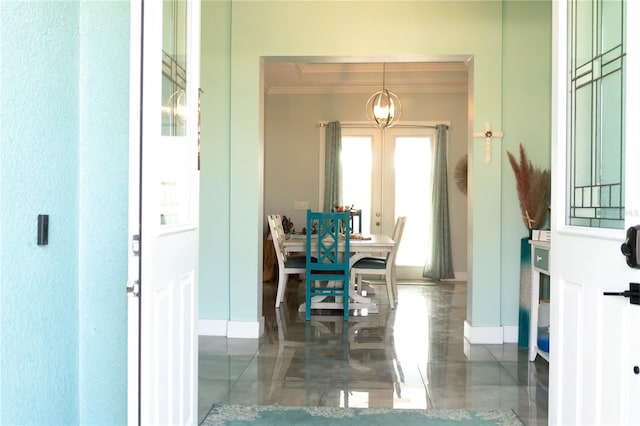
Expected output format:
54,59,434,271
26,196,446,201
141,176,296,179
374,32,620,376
200,1,551,326
501,1,552,326
200,0,232,320
199,1,551,330
1,2,80,422
77,2,129,423
0,1,129,424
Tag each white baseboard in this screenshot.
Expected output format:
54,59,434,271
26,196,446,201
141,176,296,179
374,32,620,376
502,325,519,343
199,320,227,336
227,321,262,339
454,271,468,282
199,319,263,338
463,321,519,344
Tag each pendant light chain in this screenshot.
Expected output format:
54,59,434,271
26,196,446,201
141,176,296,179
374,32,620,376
365,63,402,129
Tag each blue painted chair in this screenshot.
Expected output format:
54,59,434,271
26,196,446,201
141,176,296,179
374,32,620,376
305,210,351,321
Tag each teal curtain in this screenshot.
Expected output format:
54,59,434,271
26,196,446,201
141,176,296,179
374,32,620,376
323,121,342,212
423,125,454,279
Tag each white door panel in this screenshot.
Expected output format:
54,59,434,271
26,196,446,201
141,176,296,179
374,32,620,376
129,0,200,424
551,0,640,424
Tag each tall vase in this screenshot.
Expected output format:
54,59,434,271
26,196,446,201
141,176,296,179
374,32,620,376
518,234,532,347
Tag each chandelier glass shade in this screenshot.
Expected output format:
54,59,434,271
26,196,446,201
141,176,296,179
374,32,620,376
366,64,402,129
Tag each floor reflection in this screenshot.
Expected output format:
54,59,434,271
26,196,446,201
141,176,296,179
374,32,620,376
198,279,549,425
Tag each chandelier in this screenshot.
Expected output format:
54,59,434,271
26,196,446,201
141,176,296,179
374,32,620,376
365,63,402,129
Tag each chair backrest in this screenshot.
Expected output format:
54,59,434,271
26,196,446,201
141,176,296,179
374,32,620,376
306,210,351,272
267,214,287,265
388,216,407,263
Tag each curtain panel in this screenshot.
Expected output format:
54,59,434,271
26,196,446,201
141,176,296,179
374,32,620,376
423,124,454,279
323,121,342,212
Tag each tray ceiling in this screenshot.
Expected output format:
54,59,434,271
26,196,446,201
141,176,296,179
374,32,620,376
263,61,470,95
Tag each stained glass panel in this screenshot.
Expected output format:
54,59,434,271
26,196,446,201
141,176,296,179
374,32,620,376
568,0,625,229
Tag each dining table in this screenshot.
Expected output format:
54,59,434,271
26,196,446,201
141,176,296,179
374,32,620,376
283,233,395,315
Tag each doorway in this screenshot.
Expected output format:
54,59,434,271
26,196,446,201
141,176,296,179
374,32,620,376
263,59,469,282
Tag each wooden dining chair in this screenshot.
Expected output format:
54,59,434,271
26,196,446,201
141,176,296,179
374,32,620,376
349,216,406,309
267,214,307,308
305,210,351,321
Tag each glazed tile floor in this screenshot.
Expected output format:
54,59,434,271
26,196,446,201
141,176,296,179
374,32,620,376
198,280,548,425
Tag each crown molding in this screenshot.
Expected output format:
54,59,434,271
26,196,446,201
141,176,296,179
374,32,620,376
265,83,468,95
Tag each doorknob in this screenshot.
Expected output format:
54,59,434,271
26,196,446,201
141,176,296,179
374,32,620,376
603,282,640,305
621,225,640,269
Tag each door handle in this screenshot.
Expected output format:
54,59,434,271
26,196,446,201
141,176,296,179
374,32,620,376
603,282,640,305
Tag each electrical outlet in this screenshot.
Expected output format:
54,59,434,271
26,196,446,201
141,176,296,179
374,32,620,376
294,201,308,210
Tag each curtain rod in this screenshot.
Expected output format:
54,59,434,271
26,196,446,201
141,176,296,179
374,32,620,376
318,121,449,130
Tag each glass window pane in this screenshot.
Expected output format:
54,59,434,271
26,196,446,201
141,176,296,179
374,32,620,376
600,71,623,185
394,137,432,267
162,0,188,136
341,137,372,234
574,85,593,188
601,0,623,53
575,0,593,67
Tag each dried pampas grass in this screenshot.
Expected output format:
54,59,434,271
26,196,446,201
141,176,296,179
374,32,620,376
507,144,551,229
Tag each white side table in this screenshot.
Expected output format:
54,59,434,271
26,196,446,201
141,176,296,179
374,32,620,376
529,240,550,362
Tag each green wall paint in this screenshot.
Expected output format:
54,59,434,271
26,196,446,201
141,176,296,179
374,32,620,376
199,0,552,331
1,2,80,423
0,1,552,423
201,0,233,320
78,2,129,423
0,1,129,423
501,1,552,326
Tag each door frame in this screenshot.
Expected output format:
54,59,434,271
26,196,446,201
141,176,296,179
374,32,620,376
127,1,143,423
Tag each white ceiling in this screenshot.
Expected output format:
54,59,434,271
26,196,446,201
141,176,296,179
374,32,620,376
263,61,470,95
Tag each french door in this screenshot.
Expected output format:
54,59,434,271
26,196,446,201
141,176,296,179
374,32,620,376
341,126,435,278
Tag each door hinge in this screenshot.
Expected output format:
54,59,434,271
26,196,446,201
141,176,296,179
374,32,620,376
126,279,140,297
131,234,140,257
603,282,640,305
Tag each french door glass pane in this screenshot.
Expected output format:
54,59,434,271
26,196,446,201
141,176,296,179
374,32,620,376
568,0,625,229
395,137,432,267
342,136,372,234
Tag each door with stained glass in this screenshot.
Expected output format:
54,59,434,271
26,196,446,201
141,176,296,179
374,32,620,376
550,0,640,424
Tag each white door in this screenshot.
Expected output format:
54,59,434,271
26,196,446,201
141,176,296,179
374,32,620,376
128,0,201,424
341,126,435,278
550,0,640,424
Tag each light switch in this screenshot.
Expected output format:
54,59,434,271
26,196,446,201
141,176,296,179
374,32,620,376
37,214,49,245
294,201,308,210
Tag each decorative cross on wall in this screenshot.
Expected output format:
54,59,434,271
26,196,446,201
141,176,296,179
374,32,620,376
473,122,504,164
